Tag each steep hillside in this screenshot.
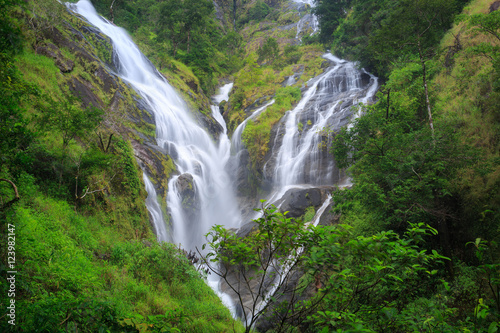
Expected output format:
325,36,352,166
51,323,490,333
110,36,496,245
0,0,242,331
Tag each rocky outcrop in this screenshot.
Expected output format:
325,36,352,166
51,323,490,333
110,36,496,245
68,76,104,108
195,111,224,139
37,42,74,73
490,1,500,12
276,186,334,217
175,173,201,223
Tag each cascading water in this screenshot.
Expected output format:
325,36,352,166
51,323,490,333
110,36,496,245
229,99,275,182
236,54,377,326
293,0,319,40
271,56,378,189
211,83,233,132
70,0,240,251
143,174,169,242
221,1,378,324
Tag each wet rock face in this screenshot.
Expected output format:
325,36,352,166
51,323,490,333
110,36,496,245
195,111,224,139
176,173,201,222
69,76,104,108
244,96,274,117
133,141,175,198
219,100,227,115
40,13,179,226
176,173,195,195
230,148,252,194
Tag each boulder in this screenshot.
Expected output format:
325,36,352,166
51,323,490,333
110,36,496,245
219,100,227,115
278,186,334,217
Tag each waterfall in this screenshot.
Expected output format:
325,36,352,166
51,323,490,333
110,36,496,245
293,0,319,40
211,83,233,132
227,1,377,321
269,1,378,190
143,174,170,242
70,0,240,252
272,55,378,188
69,0,378,325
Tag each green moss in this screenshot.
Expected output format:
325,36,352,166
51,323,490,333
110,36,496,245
160,59,212,116
241,86,301,169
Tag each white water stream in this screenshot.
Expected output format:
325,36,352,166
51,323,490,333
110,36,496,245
70,0,240,253
272,56,378,188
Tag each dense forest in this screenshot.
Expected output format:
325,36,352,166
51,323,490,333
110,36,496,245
0,0,499,332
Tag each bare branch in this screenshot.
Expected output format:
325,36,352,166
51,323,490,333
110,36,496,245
76,174,116,200
0,179,20,209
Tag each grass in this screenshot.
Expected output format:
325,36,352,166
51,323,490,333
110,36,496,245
241,85,301,167
2,177,242,332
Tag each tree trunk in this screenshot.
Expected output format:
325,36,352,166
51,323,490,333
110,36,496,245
109,0,116,23
0,178,20,209
418,39,435,140
386,88,391,120
173,40,178,58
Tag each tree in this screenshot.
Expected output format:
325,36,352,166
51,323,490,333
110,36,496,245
0,55,36,168
201,204,456,332
219,31,243,56
39,96,104,150
257,37,279,64
313,0,352,43
466,10,500,90
296,223,452,332
0,0,24,54
367,0,459,137
248,0,270,21
200,202,314,333
158,0,214,56
0,0,34,168
331,71,478,275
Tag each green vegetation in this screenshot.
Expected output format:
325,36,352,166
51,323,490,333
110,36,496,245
315,0,470,78
1,0,499,331
203,204,499,332
227,39,324,191
326,0,499,251
257,37,280,64
237,0,272,27
1,188,240,332
202,203,315,333
311,0,500,330
242,86,301,168
91,0,245,94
